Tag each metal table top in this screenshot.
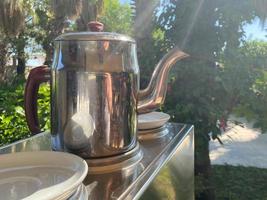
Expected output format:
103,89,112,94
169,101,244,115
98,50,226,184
0,123,194,200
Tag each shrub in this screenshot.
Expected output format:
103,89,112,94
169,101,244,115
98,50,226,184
0,78,50,146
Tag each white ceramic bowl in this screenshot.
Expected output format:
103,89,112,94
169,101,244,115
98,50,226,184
0,151,88,200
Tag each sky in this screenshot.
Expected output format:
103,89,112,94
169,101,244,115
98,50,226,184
244,18,267,41
120,0,130,3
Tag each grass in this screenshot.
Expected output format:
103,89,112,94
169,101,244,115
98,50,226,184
141,164,267,200
213,165,267,200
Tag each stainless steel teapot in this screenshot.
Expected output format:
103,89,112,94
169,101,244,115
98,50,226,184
24,22,189,158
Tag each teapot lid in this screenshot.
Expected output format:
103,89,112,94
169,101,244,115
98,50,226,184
55,32,135,43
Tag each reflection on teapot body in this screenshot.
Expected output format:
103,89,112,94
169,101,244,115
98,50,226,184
64,111,94,150
24,31,189,158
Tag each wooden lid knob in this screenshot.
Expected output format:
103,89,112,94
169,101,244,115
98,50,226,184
88,21,104,32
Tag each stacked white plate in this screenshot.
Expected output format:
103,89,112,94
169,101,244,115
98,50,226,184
0,151,88,200
138,111,170,130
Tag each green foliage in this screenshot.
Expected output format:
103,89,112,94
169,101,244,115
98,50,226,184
222,40,267,132
36,83,50,131
0,80,50,146
152,28,165,43
100,0,132,34
0,79,29,145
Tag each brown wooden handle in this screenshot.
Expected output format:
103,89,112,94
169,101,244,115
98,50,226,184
24,66,50,134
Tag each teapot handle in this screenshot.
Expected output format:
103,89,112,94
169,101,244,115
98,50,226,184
24,66,50,134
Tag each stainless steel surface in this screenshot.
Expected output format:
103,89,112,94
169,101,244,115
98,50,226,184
140,127,194,200
0,123,194,200
137,47,189,113
85,143,143,174
55,32,135,43
138,125,169,140
51,38,139,158
0,132,50,154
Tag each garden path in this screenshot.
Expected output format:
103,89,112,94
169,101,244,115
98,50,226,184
209,115,267,168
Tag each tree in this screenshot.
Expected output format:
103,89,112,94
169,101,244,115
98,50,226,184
34,0,83,65
225,40,267,131
0,0,25,37
157,1,258,199
130,0,160,88
253,0,267,25
0,36,9,82
131,0,266,199
0,0,26,78
34,0,131,64
131,0,158,38
76,0,103,31
76,0,132,33
99,0,132,34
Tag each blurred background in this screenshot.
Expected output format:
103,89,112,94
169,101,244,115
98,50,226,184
1,0,267,199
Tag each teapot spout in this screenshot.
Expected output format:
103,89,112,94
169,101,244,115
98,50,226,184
137,47,189,114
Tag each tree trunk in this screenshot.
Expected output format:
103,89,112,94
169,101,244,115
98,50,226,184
195,133,215,200
0,41,8,82
43,43,53,66
16,48,26,75
42,18,66,65
76,0,100,31
14,32,27,75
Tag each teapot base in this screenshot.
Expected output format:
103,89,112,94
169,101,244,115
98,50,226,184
84,143,143,174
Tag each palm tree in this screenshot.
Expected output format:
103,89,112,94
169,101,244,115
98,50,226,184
0,0,25,79
38,0,83,65
0,0,25,37
51,0,83,21
36,0,104,64
0,36,9,82
76,0,104,31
